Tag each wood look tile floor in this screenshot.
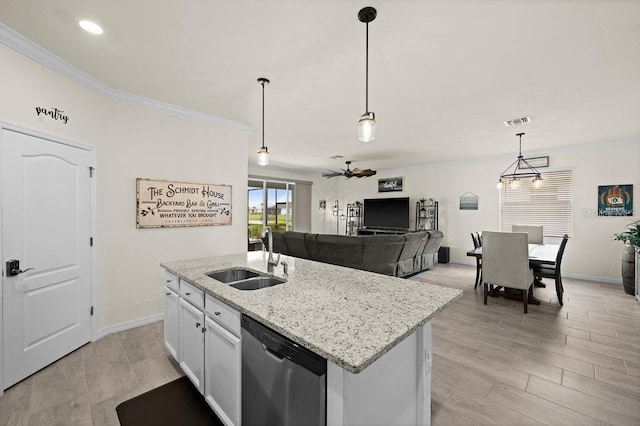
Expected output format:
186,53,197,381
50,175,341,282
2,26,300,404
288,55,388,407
410,264,640,426
0,263,638,425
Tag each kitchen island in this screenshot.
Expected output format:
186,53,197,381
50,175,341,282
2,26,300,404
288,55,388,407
161,251,461,425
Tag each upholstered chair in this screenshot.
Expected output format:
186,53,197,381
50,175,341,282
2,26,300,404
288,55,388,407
482,231,534,313
512,225,543,244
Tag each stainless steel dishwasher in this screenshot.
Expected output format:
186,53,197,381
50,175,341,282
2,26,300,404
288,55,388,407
241,314,326,426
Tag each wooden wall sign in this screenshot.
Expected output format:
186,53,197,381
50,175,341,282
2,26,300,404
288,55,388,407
136,178,232,228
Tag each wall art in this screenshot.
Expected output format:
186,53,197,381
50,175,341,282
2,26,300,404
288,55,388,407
378,177,403,192
598,184,633,216
460,192,479,210
136,178,232,228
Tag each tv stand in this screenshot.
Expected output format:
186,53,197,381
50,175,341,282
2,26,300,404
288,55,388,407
357,228,409,236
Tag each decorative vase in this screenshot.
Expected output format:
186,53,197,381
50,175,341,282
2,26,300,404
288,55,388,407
622,243,636,295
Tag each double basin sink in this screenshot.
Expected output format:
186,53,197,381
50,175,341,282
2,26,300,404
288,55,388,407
206,267,285,291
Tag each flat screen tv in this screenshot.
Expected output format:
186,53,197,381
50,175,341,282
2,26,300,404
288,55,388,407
363,197,410,230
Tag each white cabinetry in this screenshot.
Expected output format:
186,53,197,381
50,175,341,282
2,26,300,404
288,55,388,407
163,271,180,361
204,294,241,426
163,286,180,360
179,298,205,393
179,280,206,394
162,270,242,423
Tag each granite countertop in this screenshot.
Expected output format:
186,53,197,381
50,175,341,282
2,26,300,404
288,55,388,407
161,251,461,373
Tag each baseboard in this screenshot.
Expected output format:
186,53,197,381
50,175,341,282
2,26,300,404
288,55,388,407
448,260,622,285
561,273,622,285
95,313,164,341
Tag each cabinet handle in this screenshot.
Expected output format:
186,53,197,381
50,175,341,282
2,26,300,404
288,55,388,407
165,292,170,296
214,311,221,316
166,280,171,283
195,322,201,328
185,292,191,296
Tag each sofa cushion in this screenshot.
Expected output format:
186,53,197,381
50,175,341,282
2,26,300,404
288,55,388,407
397,232,424,277
316,234,364,268
283,231,309,259
421,230,443,270
413,231,430,272
361,234,404,276
304,233,320,259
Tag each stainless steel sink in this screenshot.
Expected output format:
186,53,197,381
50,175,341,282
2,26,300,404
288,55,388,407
207,268,262,283
230,276,286,291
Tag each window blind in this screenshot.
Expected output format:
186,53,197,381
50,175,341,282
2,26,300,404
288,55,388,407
499,170,573,237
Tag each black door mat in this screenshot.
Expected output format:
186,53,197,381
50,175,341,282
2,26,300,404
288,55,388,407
116,376,224,426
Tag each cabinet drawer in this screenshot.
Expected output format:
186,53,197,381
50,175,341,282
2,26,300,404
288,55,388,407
164,271,179,293
180,281,204,310
205,294,240,337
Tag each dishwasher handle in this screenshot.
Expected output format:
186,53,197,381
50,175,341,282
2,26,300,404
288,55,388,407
262,343,286,362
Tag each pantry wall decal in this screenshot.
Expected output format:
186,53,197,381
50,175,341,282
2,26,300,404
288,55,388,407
136,178,232,228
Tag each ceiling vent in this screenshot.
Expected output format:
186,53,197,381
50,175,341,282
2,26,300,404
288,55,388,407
504,116,531,127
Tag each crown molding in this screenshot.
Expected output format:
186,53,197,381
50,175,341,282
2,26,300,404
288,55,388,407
0,23,252,132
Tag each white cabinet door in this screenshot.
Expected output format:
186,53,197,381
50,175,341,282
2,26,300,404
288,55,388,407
163,286,180,361
205,316,241,426
179,298,204,394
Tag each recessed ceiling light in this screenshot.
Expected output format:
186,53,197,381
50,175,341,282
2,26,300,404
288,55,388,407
78,19,103,35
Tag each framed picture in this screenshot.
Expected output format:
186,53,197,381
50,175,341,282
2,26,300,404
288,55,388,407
598,184,633,216
459,192,479,210
136,178,232,228
520,156,549,168
378,177,403,192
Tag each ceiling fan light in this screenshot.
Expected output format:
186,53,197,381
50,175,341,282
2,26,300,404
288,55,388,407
358,112,376,142
257,146,269,166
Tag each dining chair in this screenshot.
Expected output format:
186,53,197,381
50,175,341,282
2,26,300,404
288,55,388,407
482,231,534,313
532,234,569,305
512,225,543,244
471,233,482,288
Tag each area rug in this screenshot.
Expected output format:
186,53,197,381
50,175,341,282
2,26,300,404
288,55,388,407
116,376,223,426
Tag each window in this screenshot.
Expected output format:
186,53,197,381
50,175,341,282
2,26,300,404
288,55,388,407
499,170,573,237
248,179,295,240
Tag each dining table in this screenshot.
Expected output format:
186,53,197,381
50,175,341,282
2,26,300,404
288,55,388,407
466,243,560,304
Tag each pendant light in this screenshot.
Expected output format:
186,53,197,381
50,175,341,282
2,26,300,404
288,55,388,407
257,77,270,166
496,133,544,190
358,7,377,142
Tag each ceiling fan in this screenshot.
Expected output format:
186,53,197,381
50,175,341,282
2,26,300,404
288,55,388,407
321,161,377,179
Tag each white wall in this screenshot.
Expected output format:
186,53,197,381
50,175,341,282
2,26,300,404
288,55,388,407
315,141,640,282
0,44,250,330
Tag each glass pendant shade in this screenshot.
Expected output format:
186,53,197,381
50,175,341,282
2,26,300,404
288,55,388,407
496,179,505,190
509,178,519,190
257,146,269,166
358,112,376,142
532,175,544,188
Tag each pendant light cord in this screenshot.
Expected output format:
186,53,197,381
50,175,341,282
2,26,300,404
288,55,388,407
261,81,265,149
365,21,369,113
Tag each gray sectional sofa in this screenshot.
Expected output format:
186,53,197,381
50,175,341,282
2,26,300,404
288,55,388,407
264,230,443,277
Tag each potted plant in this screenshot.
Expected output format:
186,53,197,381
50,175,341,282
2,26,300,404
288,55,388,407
613,220,640,295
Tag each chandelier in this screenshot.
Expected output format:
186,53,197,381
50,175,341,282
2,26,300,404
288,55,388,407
497,133,543,190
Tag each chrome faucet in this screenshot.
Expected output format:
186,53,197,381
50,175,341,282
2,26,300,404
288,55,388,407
262,226,280,273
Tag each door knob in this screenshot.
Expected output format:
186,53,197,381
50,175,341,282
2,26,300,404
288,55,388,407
6,260,34,276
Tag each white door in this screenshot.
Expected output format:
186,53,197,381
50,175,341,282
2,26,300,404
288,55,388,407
205,316,241,426
2,128,92,388
179,298,204,393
